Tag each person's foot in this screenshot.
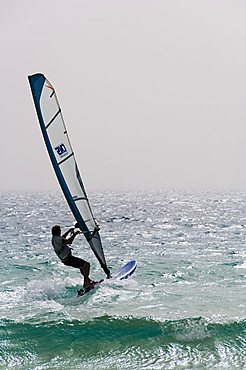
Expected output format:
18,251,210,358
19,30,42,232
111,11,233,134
84,283,95,289
84,278,103,289
89,280,98,285
77,288,85,296
77,287,91,297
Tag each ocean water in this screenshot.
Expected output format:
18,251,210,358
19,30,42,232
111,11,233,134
0,190,245,369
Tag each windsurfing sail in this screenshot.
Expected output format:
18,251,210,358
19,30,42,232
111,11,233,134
28,73,111,278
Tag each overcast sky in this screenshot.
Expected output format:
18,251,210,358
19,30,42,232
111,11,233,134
1,0,245,191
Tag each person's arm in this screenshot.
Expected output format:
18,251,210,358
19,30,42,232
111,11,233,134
63,229,81,245
62,228,74,239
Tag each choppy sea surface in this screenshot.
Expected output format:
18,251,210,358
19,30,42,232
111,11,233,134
0,190,245,369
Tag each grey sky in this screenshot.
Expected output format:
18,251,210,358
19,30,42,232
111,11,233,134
1,0,245,191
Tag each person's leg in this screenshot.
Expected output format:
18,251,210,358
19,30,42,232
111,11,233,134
63,255,96,289
80,261,94,288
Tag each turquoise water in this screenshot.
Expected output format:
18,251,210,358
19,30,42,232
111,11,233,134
0,190,245,369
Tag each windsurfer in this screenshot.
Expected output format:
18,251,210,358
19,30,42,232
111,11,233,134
51,225,96,289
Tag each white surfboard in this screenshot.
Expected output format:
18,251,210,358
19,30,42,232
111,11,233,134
111,259,137,280
77,260,137,297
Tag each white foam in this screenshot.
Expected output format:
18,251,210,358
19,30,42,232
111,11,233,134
235,262,246,269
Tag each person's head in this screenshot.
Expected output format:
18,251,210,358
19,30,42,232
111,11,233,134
52,225,61,236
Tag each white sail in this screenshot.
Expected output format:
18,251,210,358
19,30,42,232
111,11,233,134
28,73,110,277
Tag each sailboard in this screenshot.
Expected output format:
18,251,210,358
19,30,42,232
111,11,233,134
28,73,111,277
111,259,137,280
77,259,137,297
